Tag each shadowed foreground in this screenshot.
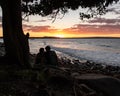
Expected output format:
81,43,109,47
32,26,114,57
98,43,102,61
0,43,120,96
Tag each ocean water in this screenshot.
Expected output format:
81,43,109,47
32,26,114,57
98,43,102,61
29,38,120,66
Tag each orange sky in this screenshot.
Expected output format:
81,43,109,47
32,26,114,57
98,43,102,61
22,2,120,38
23,26,120,38
0,3,120,38
23,17,120,38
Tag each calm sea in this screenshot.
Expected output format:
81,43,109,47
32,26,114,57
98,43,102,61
0,38,120,66
29,38,120,66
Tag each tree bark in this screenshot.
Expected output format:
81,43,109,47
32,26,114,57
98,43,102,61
1,0,31,68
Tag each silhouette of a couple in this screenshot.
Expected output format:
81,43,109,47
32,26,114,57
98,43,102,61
35,46,58,66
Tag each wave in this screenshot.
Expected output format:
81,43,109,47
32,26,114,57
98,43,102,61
52,46,120,66
29,38,120,66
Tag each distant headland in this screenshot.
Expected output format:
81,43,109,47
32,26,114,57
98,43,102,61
29,36,120,39
0,36,120,39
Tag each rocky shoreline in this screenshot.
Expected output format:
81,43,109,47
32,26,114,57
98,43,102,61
0,42,120,96
57,54,120,77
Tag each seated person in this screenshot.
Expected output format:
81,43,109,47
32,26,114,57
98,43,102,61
35,48,46,65
45,46,58,66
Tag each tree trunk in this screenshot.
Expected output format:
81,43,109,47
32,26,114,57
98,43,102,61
1,0,31,68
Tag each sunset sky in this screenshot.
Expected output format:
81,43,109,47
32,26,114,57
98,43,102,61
0,1,120,38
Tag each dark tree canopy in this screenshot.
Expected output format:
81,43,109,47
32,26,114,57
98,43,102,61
21,0,119,19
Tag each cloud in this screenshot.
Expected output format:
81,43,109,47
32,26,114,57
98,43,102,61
88,17,120,24
23,24,57,33
107,8,120,15
35,20,47,22
117,13,120,19
107,1,120,15
22,18,120,37
63,23,120,35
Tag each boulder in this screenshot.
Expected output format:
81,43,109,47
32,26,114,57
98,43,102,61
75,74,120,96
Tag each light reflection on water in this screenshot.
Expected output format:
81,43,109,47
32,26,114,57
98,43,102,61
1,38,120,65
29,38,120,54
0,38,120,54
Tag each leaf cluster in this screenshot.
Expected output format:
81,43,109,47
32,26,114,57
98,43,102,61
21,0,119,19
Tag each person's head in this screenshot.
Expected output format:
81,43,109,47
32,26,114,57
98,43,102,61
39,48,44,53
26,32,29,37
45,46,51,52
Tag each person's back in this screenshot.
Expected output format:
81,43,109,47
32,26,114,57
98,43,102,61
45,46,58,66
35,48,45,65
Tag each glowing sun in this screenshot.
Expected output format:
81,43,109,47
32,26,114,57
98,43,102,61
55,34,65,38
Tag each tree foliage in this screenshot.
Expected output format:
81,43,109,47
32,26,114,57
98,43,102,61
21,0,119,19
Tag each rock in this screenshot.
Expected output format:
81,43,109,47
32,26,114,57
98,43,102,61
71,72,80,77
75,74,120,96
47,75,73,96
78,84,97,96
31,89,49,96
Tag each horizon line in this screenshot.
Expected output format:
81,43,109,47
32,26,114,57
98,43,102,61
0,36,120,39
29,36,120,39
